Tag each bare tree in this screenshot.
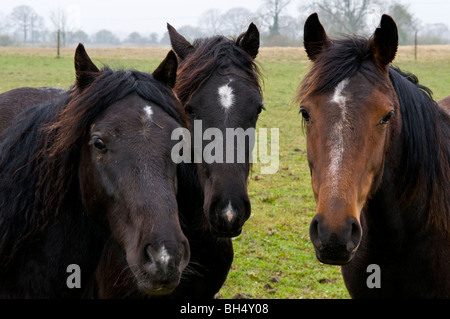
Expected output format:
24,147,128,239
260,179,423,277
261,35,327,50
278,15,302,41
50,8,68,47
386,1,417,44
0,12,14,46
199,9,222,36
305,0,379,36
66,30,90,44
125,32,145,45
419,23,450,45
9,5,44,44
259,0,292,37
303,0,418,41
220,8,254,36
92,29,120,44
172,25,204,41
0,12,10,34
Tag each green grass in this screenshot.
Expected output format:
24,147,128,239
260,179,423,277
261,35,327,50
0,53,73,91
0,45,449,299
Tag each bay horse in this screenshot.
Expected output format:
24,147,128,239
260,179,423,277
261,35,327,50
297,13,450,298
0,44,190,297
92,23,263,298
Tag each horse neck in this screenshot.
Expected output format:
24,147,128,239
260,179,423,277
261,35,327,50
365,84,450,241
0,192,103,297
176,162,207,233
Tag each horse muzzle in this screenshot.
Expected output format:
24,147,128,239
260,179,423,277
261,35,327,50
309,214,362,265
129,238,190,295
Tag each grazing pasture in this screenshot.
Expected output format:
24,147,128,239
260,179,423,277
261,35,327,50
0,45,449,298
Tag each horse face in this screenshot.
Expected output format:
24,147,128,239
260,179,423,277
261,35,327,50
301,74,399,264
186,75,263,237
168,23,261,238
79,94,189,295
301,14,400,265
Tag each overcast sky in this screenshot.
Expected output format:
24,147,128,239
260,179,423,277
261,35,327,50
2,0,449,38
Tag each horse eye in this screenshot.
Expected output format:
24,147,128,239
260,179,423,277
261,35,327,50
254,104,265,121
185,104,195,116
379,111,394,125
92,138,106,152
299,109,311,122
257,104,265,114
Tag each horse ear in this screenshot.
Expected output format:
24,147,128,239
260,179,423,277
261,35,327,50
153,50,178,88
167,23,194,60
74,43,100,89
371,14,398,69
237,22,260,59
303,13,331,61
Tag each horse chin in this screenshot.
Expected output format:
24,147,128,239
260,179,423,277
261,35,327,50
210,225,242,238
206,209,245,238
128,262,181,296
314,248,356,265
137,281,177,296
317,255,353,266
133,268,180,296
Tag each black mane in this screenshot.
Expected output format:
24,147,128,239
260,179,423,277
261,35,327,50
389,66,450,230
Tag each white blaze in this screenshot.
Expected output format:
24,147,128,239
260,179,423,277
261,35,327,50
328,78,350,195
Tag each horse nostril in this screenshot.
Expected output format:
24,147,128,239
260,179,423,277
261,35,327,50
180,238,190,270
145,245,151,259
145,245,156,265
309,216,323,249
347,218,362,252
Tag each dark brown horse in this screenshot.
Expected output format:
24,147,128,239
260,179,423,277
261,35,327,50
0,87,66,139
0,44,190,297
297,13,450,298
91,23,263,298
168,22,263,297
169,22,262,236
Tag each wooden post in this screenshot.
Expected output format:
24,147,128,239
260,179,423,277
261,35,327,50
414,29,417,61
57,29,61,59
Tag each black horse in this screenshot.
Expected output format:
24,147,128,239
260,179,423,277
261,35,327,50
297,13,450,297
0,44,190,298
168,22,263,298
90,23,264,298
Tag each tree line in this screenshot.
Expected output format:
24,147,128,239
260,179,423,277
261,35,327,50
1,0,449,47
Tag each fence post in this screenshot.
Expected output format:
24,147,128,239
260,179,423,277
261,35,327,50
414,29,417,61
57,29,61,59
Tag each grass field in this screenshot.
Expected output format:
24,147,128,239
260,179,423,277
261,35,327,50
0,45,449,299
